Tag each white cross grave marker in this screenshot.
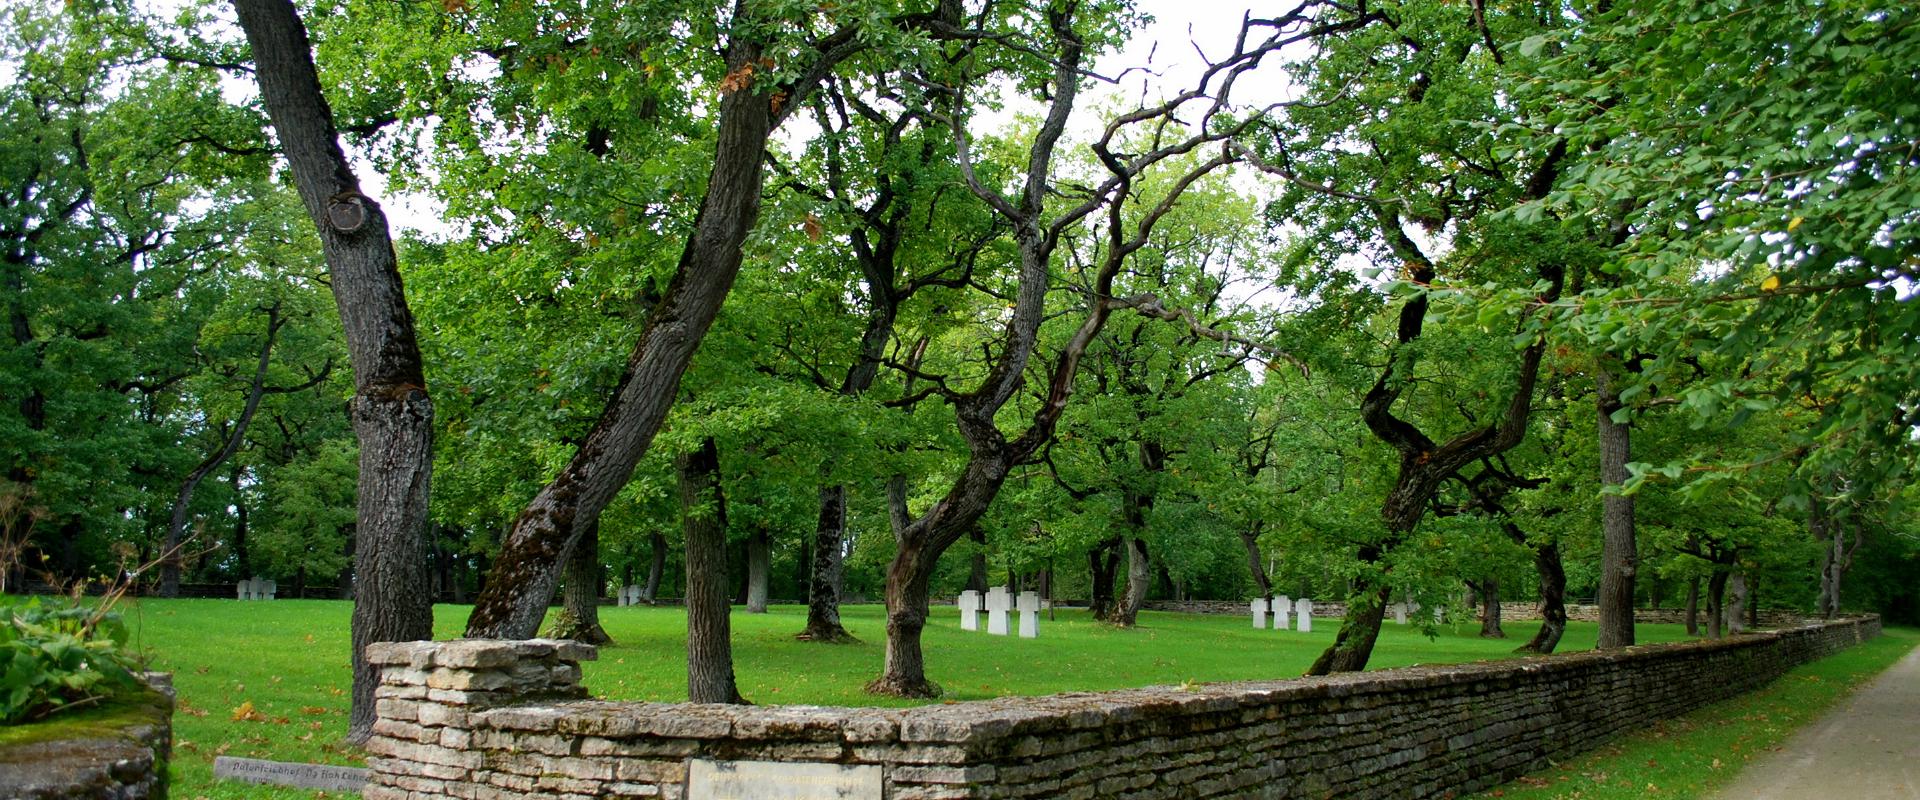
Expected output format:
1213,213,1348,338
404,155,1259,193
1017,591,1040,638
1295,597,1313,632
1392,603,1408,625
1251,598,1267,629
1273,595,1291,630
986,586,1011,636
958,590,981,631
263,579,277,600
236,580,249,600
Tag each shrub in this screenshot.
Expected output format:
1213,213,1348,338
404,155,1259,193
0,597,143,724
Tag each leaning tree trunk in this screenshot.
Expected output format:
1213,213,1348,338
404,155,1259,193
554,519,611,645
1516,536,1567,654
1595,365,1638,649
745,525,769,614
1309,549,1394,675
159,305,292,596
681,438,745,704
1240,523,1273,602
464,27,786,640
231,0,434,744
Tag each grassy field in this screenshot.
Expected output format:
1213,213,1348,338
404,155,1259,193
99,598,1754,799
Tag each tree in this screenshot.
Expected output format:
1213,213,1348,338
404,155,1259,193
230,0,436,742
463,0,967,639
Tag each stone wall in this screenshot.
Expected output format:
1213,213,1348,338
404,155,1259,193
1144,599,1812,627
365,617,1879,800
0,674,174,800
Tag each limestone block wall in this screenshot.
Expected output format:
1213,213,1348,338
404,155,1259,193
365,617,1879,800
1143,599,1812,627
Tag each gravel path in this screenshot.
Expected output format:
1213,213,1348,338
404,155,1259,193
1711,643,1920,799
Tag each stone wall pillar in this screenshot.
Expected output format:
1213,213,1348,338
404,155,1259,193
362,639,597,800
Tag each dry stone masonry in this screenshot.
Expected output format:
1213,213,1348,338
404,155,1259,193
365,617,1879,800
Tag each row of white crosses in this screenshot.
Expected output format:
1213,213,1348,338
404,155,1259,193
235,577,276,600
956,586,1040,638
1250,596,1313,632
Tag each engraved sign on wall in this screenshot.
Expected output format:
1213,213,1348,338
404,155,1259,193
212,756,368,791
687,758,882,800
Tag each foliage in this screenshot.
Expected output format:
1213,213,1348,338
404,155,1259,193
0,597,142,724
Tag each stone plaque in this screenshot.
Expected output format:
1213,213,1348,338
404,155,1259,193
688,759,881,800
213,756,367,791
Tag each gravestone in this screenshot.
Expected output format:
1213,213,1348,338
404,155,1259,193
1250,598,1267,629
262,579,276,601
620,585,642,606
687,759,881,800
235,580,249,601
1273,595,1291,630
1295,597,1313,632
1392,603,1408,625
214,756,367,792
985,586,1011,636
957,590,981,631
1017,591,1040,638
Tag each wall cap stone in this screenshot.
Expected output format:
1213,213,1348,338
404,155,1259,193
366,638,598,669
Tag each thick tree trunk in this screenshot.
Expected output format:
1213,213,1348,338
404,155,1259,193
1111,537,1150,626
1685,576,1701,636
1476,578,1505,638
1516,537,1567,654
1087,537,1121,620
643,531,666,603
465,28,782,640
680,438,745,704
555,520,611,645
231,0,434,744
867,540,939,698
1595,366,1637,649
966,524,989,594
797,485,855,640
745,526,769,614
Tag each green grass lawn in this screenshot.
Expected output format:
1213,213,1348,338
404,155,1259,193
111,599,1691,799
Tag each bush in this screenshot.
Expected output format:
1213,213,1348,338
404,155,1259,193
0,597,143,724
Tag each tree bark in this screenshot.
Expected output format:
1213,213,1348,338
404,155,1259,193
1112,537,1150,626
230,0,434,744
1685,576,1701,636
1515,537,1566,654
966,524,989,594
797,484,855,640
1595,365,1638,649
1239,522,1273,602
680,438,746,704
643,531,666,603
555,519,611,644
1727,571,1748,635
465,19,783,639
1087,537,1121,620
745,525,769,613
1475,578,1505,638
